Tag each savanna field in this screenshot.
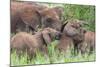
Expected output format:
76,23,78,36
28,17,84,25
11,2,95,66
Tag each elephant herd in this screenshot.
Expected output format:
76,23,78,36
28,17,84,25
10,1,95,60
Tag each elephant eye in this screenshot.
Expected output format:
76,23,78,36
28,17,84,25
46,18,53,23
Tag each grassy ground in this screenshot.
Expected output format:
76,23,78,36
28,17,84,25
11,40,95,66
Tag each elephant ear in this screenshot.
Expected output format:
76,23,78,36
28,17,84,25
42,31,52,46
18,6,41,30
52,6,64,17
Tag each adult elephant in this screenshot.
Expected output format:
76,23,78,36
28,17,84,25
11,1,47,33
11,1,63,33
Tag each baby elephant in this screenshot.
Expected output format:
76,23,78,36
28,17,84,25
57,28,85,54
79,31,95,55
11,28,60,60
58,19,86,55
56,32,74,53
62,19,84,37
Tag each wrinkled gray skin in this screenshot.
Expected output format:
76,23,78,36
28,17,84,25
11,28,61,60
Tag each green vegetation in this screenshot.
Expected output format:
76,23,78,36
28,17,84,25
11,40,95,66
47,3,95,31
11,3,95,66
62,4,95,32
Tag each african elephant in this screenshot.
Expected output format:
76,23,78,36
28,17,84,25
11,1,63,33
58,19,86,54
78,31,95,55
11,28,61,60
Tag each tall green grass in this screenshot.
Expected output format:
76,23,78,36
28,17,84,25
11,40,95,66
62,4,95,32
